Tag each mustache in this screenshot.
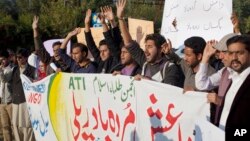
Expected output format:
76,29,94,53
231,60,241,65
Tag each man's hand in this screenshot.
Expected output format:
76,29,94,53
112,71,121,76
116,0,126,19
67,28,81,38
201,40,217,64
134,74,151,81
207,93,221,105
32,16,39,30
102,6,115,21
99,7,106,24
84,9,92,25
161,39,173,55
231,12,240,33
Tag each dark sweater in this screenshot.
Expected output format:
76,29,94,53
11,64,36,104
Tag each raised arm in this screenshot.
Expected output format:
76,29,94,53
103,6,117,28
32,16,51,64
100,7,109,32
84,9,101,62
102,5,123,46
32,16,42,52
201,40,217,64
162,39,182,64
102,6,121,58
32,16,39,39
231,12,240,34
84,9,92,33
103,5,122,48
60,27,81,50
116,0,132,46
195,40,220,90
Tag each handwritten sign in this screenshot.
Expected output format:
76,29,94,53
161,0,233,48
21,73,215,141
128,18,154,50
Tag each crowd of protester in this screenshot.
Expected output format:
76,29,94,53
0,0,250,140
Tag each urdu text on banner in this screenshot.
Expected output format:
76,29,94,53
21,73,218,141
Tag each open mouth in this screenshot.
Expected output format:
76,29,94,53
231,61,241,68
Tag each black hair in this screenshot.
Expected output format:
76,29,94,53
184,36,206,55
16,48,30,58
72,43,89,57
99,39,108,47
0,49,9,58
145,33,166,48
52,41,62,48
227,35,250,52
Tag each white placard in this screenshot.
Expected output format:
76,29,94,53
161,0,233,48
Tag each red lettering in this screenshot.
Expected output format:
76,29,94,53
121,109,135,141
28,93,42,104
70,92,81,141
147,93,183,141
108,110,116,133
70,94,135,140
98,99,109,130
105,135,112,141
92,108,98,129
82,132,95,141
178,124,192,141
116,114,120,137
82,110,89,128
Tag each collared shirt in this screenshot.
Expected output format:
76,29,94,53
19,64,28,74
219,67,250,130
195,63,234,90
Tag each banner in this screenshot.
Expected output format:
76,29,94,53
161,0,233,48
21,73,214,141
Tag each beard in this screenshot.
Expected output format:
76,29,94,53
230,60,245,73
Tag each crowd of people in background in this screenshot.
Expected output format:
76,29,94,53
0,0,250,141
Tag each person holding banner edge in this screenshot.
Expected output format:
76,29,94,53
11,48,36,141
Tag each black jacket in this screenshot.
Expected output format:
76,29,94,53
84,27,122,73
11,64,36,104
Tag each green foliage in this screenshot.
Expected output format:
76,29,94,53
38,0,82,37
0,13,16,26
233,0,250,33
126,3,163,32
